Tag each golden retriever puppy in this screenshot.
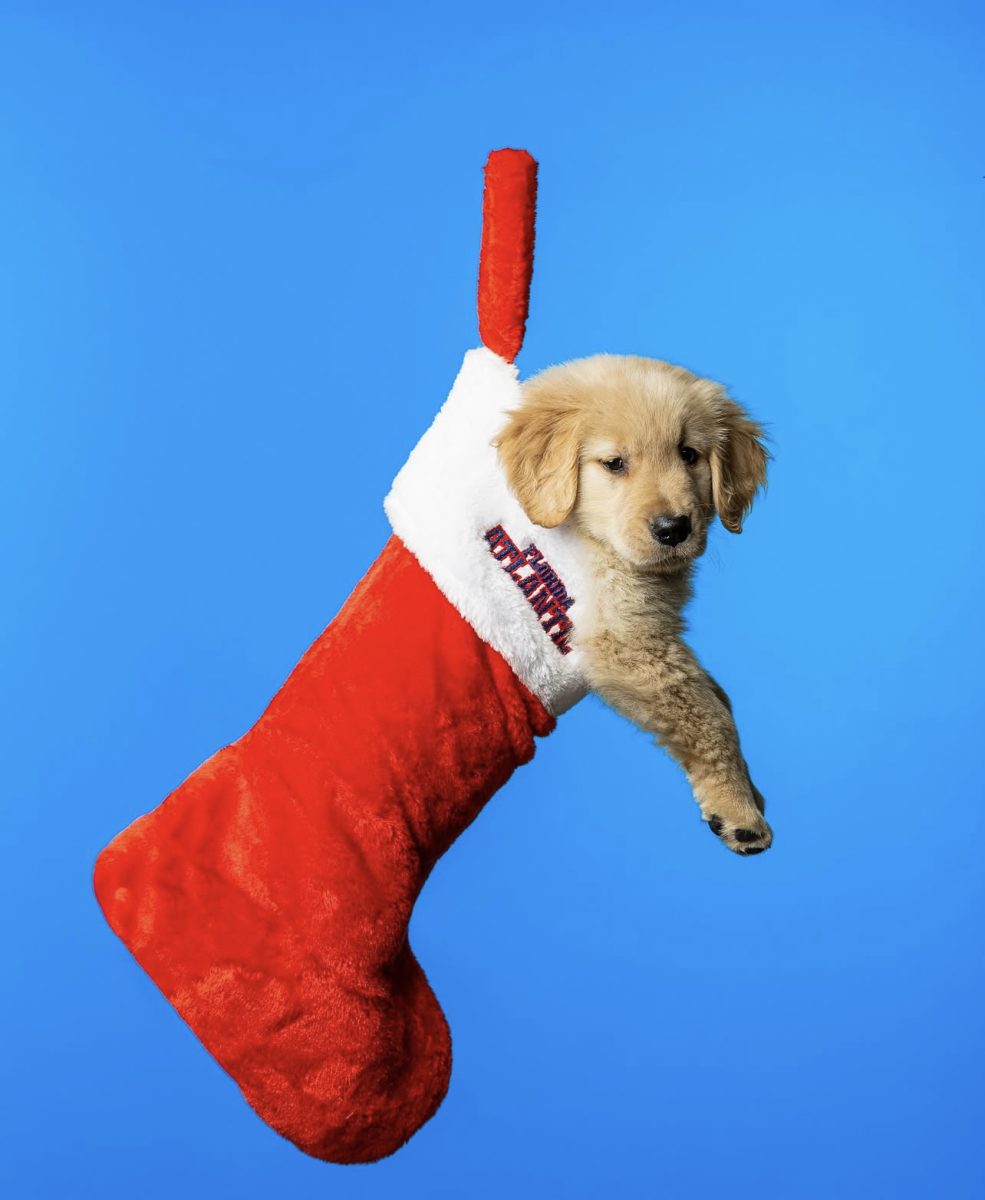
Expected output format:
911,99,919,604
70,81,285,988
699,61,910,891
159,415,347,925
495,354,772,855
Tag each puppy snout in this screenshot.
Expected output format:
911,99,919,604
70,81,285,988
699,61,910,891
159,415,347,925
650,514,692,546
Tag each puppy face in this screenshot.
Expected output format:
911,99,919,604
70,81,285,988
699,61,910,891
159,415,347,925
495,354,768,571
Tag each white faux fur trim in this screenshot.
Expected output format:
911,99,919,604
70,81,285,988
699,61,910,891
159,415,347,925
384,347,591,716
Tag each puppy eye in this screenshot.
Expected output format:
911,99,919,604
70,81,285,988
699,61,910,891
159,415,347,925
679,446,699,466
601,457,625,474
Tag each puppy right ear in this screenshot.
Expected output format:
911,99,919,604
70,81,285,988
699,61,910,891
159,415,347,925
494,382,581,528
710,394,770,534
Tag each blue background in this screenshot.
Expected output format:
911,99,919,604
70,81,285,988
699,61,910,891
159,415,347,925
4,3,983,1196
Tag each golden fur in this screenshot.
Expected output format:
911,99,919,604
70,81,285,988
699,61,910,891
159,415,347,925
496,354,772,855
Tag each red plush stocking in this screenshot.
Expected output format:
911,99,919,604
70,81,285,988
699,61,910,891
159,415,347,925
94,149,593,1164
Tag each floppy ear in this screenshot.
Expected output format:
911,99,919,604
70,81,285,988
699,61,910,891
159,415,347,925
494,381,581,528
710,395,770,533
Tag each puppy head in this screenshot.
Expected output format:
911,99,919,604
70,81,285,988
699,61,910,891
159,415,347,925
495,354,768,571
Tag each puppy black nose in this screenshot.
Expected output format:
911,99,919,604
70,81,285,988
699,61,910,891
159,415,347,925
650,514,692,546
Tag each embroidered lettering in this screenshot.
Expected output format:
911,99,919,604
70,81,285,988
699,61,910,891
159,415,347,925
483,524,576,656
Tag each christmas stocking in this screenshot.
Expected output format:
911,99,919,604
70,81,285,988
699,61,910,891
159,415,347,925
94,149,593,1164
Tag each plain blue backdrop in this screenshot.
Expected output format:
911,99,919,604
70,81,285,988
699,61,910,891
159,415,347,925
3,2,983,1196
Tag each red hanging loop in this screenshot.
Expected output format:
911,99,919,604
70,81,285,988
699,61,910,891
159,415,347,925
477,148,538,362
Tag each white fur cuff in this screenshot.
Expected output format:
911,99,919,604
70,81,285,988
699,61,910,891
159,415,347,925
384,348,591,716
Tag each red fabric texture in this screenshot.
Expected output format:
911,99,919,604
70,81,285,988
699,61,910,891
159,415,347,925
477,148,538,362
94,534,555,1163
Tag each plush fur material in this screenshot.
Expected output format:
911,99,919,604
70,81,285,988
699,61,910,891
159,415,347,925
93,535,555,1164
93,147,575,1165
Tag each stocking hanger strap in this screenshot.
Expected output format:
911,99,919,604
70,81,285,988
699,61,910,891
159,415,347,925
477,149,538,362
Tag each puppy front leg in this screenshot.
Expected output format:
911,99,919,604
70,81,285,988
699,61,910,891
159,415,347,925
705,673,767,819
585,638,772,856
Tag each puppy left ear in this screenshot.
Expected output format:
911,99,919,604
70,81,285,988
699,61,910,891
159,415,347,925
710,395,770,533
493,379,582,528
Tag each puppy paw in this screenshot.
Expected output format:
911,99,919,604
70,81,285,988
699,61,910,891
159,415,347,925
705,811,773,856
